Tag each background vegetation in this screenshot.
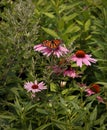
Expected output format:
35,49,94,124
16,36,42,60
0,0,107,130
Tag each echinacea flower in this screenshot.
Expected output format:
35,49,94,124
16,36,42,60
85,84,100,96
63,66,78,78
70,50,97,67
24,80,47,93
52,65,63,74
85,84,104,103
85,88,95,96
34,44,69,58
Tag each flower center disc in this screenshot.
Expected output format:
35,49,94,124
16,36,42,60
32,84,38,89
91,84,100,93
76,50,85,58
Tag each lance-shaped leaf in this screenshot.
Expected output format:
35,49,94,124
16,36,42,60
42,27,59,38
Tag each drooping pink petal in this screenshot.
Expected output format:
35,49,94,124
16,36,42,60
63,68,78,78
59,46,69,54
82,58,91,66
34,44,46,51
76,58,83,67
97,96,104,103
85,88,95,96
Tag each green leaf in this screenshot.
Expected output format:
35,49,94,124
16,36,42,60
84,19,91,32
76,20,83,26
85,35,92,40
52,119,67,128
28,122,32,130
36,108,48,115
71,101,80,109
35,123,52,130
64,24,80,34
24,103,38,112
12,97,22,116
60,96,67,107
61,89,69,95
42,12,55,18
57,19,64,30
95,82,107,87
55,123,67,130
42,27,59,38
68,34,80,43
50,0,56,5
50,82,58,92
0,115,16,120
90,106,97,121
63,13,78,22
65,96,76,101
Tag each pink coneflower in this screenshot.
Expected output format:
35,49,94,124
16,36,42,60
63,66,78,78
85,88,95,96
52,65,63,74
70,50,97,67
24,80,47,93
85,84,104,103
85,84,100,96
34,44,69,58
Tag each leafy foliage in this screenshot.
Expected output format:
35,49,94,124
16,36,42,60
0,0,107,130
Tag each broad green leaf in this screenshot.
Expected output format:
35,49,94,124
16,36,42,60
50,82,58,92
76,20,83,26
64,24,80,34
42,27,59,38
63,13,78,22
84,19,91,32
65,96,76,101
68,34,80,43
60,96,67,107
61,89,69,95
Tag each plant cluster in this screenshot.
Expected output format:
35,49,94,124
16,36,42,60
0,0,107,130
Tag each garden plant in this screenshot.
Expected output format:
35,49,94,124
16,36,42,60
0,0,107,130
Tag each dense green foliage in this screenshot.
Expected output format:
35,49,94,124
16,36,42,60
0,0,107,130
